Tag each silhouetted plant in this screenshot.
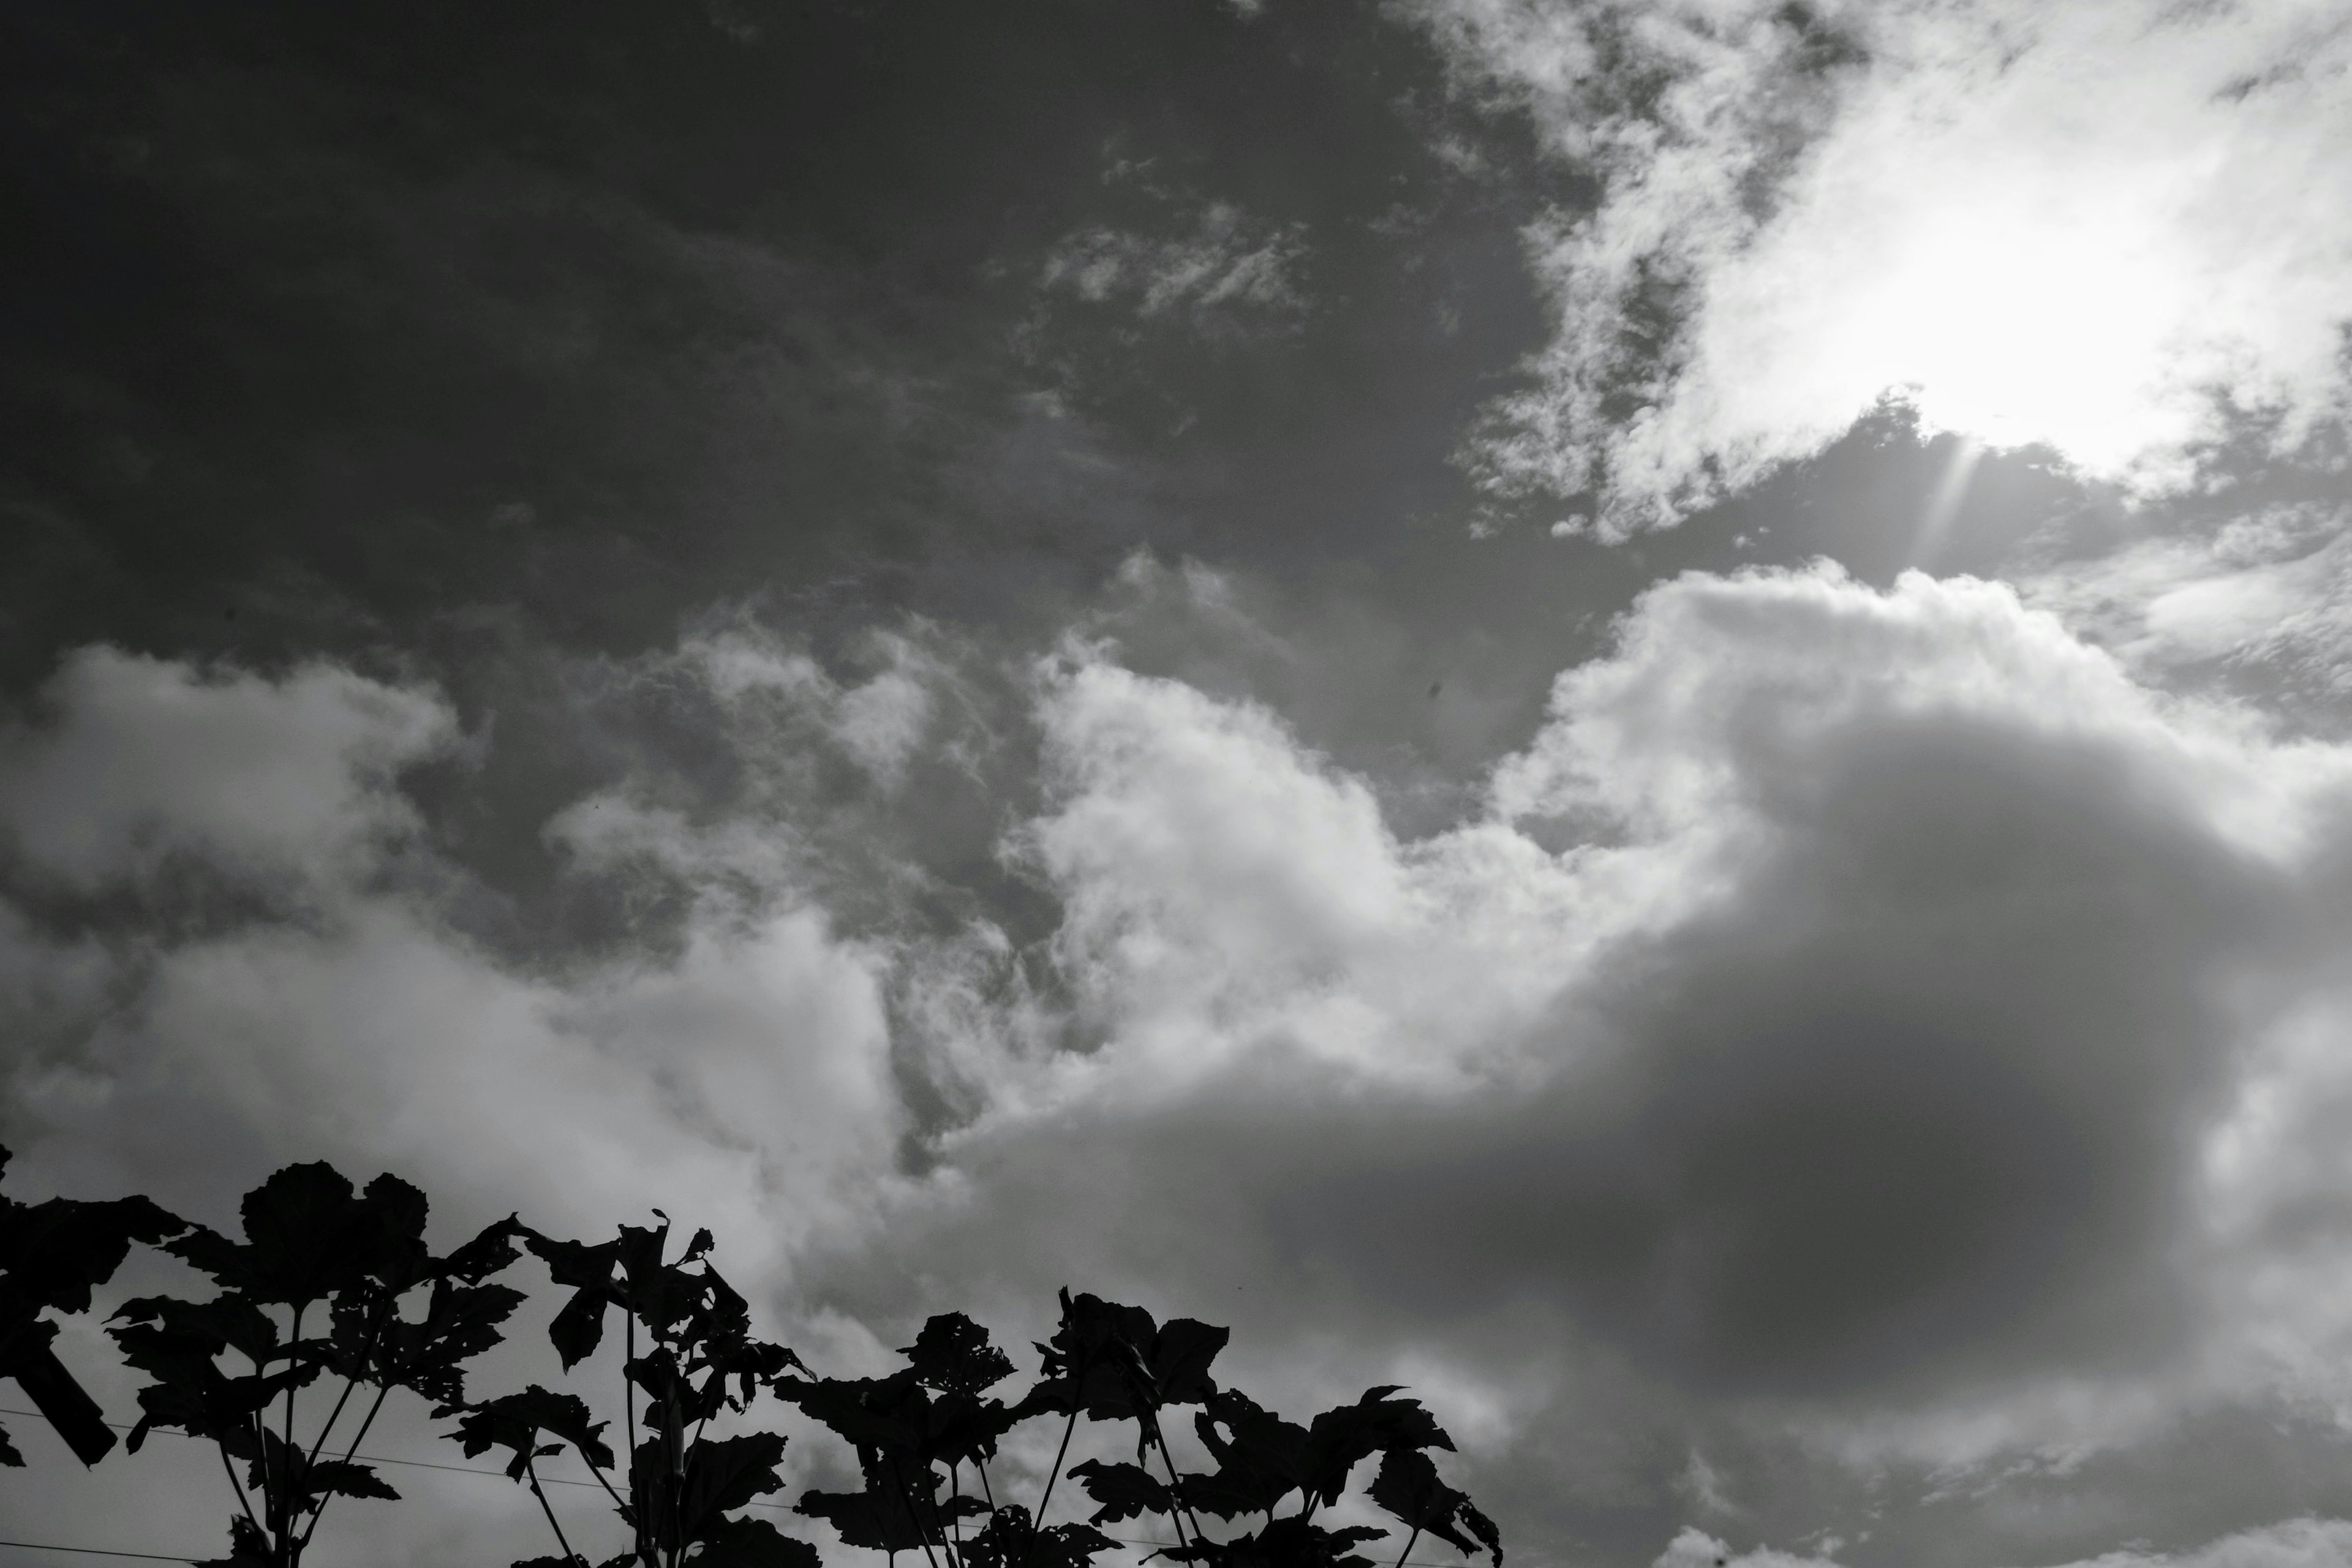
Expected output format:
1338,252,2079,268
0,1142,183,1467
0,1153,1501,1568
107,1161,524,1567
778,1289,1502,1568
455,1214,817,1568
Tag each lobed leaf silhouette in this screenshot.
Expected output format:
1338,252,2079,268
903,1312,1016,1398
453,1384,617,1477
1066,1457,1170,1525
480,1217,810,1567
1367,1449,1501,1566
112,1159,524,1565
690,1512,824,1568
0,1140,186,1464
958,1504,1117,1568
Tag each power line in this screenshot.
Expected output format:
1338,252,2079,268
0,1540,197,1563
0,1410,1479,1567
0,1405,622,1496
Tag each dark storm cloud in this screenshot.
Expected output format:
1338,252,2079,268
815,570,2301,1400
8,7,2352,1568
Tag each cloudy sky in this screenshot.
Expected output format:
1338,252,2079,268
4,3,2352,1564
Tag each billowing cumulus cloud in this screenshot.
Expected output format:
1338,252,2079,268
11,10,2352,1567
1408,0,2352,533
0,647,905,1272
814,567,2352,1504
2040,1518,2352,1568
10,566,2352,1563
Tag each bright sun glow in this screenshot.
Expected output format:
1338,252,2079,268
1824,193,2199,466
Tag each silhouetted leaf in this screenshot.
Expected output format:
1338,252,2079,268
691,1513,824,1568
169,1162,377,1306
777,1370,930,1459
309,1459,401,1501
194,1516,272,1568
0,1143,185,1467
1146,1319,1228,1408
1178,1518,1389,1568
903,1311,1016,1396
1069,1457,1171,1524
1366,1448,1499,1566
6,1338,116,1466
453,1385,616,1478
1299,1388,1452,1506
1194,1390,1314,1510
929,1389,1023,1468
679,1431,789,1537
547,1283,611,1371
962,1505,1118,1568
796,1480,932,1554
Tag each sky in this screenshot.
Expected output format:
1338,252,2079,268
4,2,2352,1565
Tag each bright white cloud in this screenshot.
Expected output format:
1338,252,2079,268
1654,1526,1842,1568
1409,0,2352,533
2035,1517,2352,1568
0,650,905,1279
1008,649,1607,1101
0,646,451,891
15,571,2352,1560
2024,499,2352,703
1042,202,1308,325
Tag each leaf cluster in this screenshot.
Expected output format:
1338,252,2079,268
107,1161,524,1566
456,1215,815,1568
0,1142,184,1466
782,1290,1502,1568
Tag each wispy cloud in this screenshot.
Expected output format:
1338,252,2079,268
1042,202,1310,328
1407,0,2352,534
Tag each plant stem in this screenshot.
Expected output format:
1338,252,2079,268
1391,1525,1422,1568
1147,1414,1200,1555
304,1375,360,1473
306,1282,399,1472
219,1440,264,1537
583,1450,636,1526
528,1449,584,1566
666,1371,684,1568
887,1454,945,1568
625,1311,645,1566
1032,1398,1082,1530
299,1383,392,1553
281,1305,303,1568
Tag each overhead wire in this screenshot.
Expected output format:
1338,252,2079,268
0,1408,1480,1567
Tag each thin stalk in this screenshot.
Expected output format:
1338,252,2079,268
527,1450,584,1566
1145,1414,1200,1555
305,1285,396,1472
219,1441,264,1537
921,1469,960,1566
625,1313,644,1567
303,1375,361,1473
1031,1397,1083,1529
976,1461,998,1515
666,1373,685,1568
281,1305,303,1568
582,1449,635,1525
950,1465,968,1568
1391,1525,1423,1568
886,1454,945,1568
298,1382,392,1553
918,1457,967,1568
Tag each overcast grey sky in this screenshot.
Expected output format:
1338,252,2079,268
4,4,2352,1566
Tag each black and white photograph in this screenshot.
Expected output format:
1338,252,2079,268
4,4,2352,1566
